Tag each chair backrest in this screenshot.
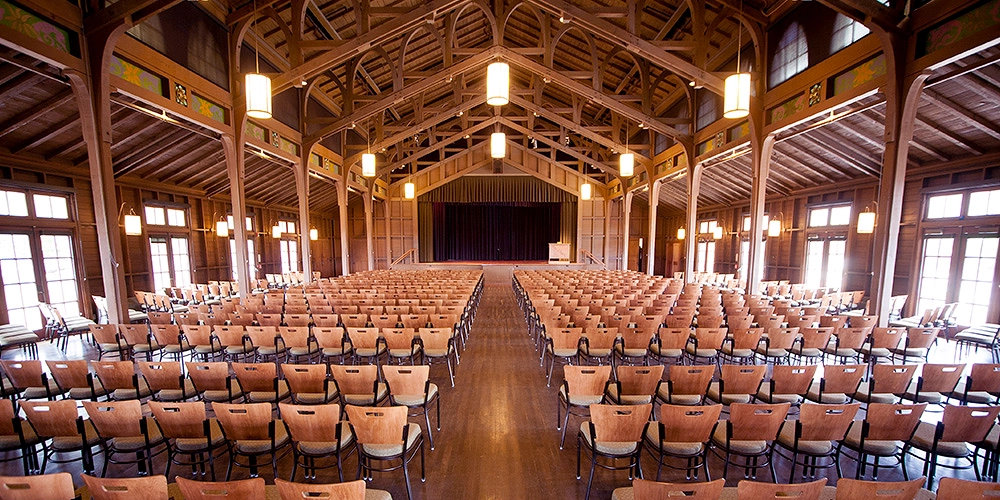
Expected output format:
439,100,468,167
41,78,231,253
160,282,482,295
756,315,785,331
668,366,715,396
277,403,342,443
418,327,452,350
657,327,689,350
736,478,826,500
835,327,871,350
869,364,917,395
89,323,120,344
0,473,75,500
563,365,612,397
148,401,208,439
766,327,800,350
185,362,231,392
245,326,278,347
83,399,143,438
719,364,767,395
664,314,694,329
820,364,865,394
917,363,964,393
936,477,1000,500
46,359,92,390
834,478,924,500
727,315,754,331
382,327,417,350
330,364,380,395
864,403,927,441
727,402,790,441
939,405,1000,443
383,365,430,397
904,327,939,349
657,404,722,444
693,327,727,349
213,325,246,346
729,327,764,350
283,314,311,327
550,327,583,350
340,314,369,328
313,326,346,349
589,403,651,442
399,314,428,329
175,477,266,499
277,326,310,348
797,402,860,441
582,327,617,350
849,315,879,329
697,314,725,328
346,327,380,349
312,314,340,327
213,402,273,440
615,365,663,396
274,479,365,500
819,315,846,329
180,325,212,345
82,474,168,500
282,364,327,394
231,362,277,393
870,327,905,349
799,327,835,349
967,363,1000,393
118,324,151,345
0,359,44,390
345,404,408,446
769,365,817,395
20,400,80,438
149,324,182,346
92,360,136,391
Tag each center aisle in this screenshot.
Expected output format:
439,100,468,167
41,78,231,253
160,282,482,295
408,265,593,499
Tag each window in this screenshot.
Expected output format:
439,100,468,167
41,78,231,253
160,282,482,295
280,240,299,274
0,190,28,217
0,233,40,330
927,193,963,219
830,13,870,53
227,215,254,231
808,205,851,227
770,22,809,87
32,194,69,219
956,237,997,325
145,206,187,226
230,238,257,281
738,238,766,280
277,221,296,234
968,189,1000,216
804,238,847,289
149,237,191,290
695,89,718,131
742,215,770,232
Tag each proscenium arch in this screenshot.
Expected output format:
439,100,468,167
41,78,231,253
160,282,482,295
549,24,600,84
450,0,499,50
501,2,548,49
399,24,447,79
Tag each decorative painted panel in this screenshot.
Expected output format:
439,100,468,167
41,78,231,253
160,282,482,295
279,137,300,157
919,0,1000,56
245,121,267,142
174,83,188,107
697,138,714,156
728,121,750,143
110,55,164,96
0,0,71,54
767,93,807,125
309,153,322,167
192,93,226,124
831,54,886,96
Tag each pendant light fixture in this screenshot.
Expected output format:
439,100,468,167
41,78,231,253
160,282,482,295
490,131,505,158
404,135,416,199
620,119,634,177
244,0,272,120
580,182,592,200
486,61,509,106
362,116,376,177
723,2,750,120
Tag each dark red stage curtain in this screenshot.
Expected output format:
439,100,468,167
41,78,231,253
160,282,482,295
432,202,561,261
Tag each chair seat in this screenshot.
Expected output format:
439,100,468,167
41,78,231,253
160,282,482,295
393,383,438,407
902,381,945,403
97,342,129,354
605,386,652,405
342,383,388,406
23,379,62,400
298,429,355,455
559,386,604,406
889,347,929,357
111,379,152,400
823,347,860,359
322,346,353,357
294,387,339,405
579,422,638,456
423,348,450,357
722,346,754,358
234,422,290,454
388,346,421,358
806,388,850,404
707,382,752,405
649,345,682,359
288,346,318,357
195,345,224,355
711,426,767,455
175,419,224,452
67,385,109,400
643,427,704,457
163,343,194,354
111,425,165,452
842,424,900,456
133,342,163,353
247,381,291,403
908,421,972,457
0,425,39,450
776,425,833,455
949,381,997,404
685,346,719,358
865,347,892,359
202,389,244,402
755,347,789,358
615,346,648,358
354,347,385,358
255,346,287,357
755,386,803,405
851,382,898,404
550,347,578,357
655,388,701,406
361,425,421,458
793,348,823,358
51,420,101,450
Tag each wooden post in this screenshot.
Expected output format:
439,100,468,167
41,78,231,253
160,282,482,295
747,135,775,295
295,160,312,282
621,190,634,271
338,181,351,275
684,164,701,283
647,179,661,275
363,191,375,271
221,135,251,298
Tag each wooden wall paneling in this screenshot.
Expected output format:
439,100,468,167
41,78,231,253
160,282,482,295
372,200,389,269
606,199,624,271
578,198,607,266
387,199,415,265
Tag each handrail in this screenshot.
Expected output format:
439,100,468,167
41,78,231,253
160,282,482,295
581,250,606,269
390,248,417,268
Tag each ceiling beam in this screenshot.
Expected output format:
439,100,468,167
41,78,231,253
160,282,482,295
499,117,615,174
0,89,73,140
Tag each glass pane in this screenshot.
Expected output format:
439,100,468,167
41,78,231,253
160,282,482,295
705,241,715,274
0,233,40,330
917,236,954,317
696,242,707,273
171,237,191,287
149,239,171,290
246,217,253,231
34,195,51,218
804,240,825,288
33,195,69,219
247,240,256,280
927,193,963,219
956,236,997,326
809,208,829,227
167,209,185,227
968,189,1000,217
145,206,165,225
825,240,847,290
0,191,28,217
829,206,852,226
287,222,296,234
699,222,708,234
227,215,235,230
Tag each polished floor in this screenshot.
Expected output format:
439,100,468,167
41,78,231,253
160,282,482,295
0,267,994,499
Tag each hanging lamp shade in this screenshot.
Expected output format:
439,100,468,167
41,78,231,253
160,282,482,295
486,62,509,106
404,181,415,199
580,182,592,200
723,72,751,119
491,132,506,158
245,73,272,119
123,213,142,236
216,220,229,237
619,153,634,177
309,228,318,241
361,153,376,177
857,211,876,234
272,225,282,239
677,227,685,240
767,219,781,237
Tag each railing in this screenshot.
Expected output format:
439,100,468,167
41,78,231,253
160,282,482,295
390,248,417,268
581,250,606,269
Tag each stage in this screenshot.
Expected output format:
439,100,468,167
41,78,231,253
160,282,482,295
393,261,604,273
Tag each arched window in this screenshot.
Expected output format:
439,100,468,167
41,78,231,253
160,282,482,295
769,22,808,88
830,13,870,53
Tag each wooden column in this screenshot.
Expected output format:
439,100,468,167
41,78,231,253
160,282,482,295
294,160,312,282
384,199,392,268
603,197,612,268
621,190,634,271
747,136,776,295
222,135,251,297
684,164,702,283
647,180,661,275
363,191,375,271
577,195,584,263
337,181,351,275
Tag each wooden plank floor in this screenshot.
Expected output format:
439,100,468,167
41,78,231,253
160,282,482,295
0,265,992,498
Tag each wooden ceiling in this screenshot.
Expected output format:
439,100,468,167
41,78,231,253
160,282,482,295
0,0,998,216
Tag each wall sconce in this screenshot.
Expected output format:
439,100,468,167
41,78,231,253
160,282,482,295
215,219,229,237
271,222,282,239
768,219,782,237
677,227,685,240
309,228,318,241
121,203,142,236
713,226,723,239
857,203,876,234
